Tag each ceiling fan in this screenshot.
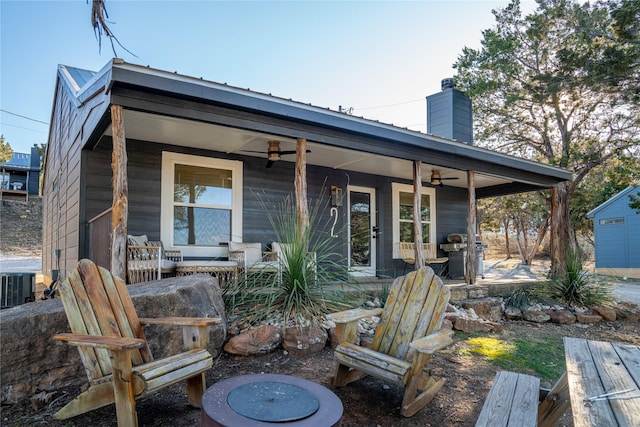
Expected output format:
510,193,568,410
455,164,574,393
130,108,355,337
242,140,311,168
429,170,459,187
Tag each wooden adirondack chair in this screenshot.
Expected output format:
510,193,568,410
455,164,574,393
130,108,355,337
53,259,221,426
328,267,452,417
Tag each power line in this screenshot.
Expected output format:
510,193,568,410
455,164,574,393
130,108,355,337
0,122,48,134
0,109,49,125
353,98,424,111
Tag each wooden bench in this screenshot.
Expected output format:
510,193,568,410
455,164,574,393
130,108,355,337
476,371,540,427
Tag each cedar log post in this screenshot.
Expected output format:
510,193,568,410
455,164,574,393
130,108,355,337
110,104,128,279
295,138,309,246
413,161,424,269
465,170,476,284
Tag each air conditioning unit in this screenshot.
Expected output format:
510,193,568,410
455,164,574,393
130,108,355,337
1,273,35,309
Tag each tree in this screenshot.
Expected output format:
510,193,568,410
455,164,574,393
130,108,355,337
0,135,13,164
630,193,640,213
479,191,550,265
454,0,640,277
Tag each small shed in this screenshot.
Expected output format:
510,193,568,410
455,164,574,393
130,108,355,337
587,186,640,278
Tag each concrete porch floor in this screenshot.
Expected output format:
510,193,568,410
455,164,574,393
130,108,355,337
349,258,548,299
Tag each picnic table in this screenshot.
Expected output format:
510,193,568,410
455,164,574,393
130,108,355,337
563,337,640,427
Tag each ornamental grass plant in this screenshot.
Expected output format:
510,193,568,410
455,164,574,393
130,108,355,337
541,247,613,308
223,191,360,327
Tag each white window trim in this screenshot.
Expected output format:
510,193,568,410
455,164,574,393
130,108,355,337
161,152,243,258
391,182,436,259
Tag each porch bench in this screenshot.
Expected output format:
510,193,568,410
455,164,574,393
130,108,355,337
475,371,540,427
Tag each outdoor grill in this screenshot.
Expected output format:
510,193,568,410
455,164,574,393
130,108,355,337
440,234,488,279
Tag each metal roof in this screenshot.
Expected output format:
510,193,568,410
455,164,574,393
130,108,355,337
55,59,573,195
58,65,97,92
3,152,32,169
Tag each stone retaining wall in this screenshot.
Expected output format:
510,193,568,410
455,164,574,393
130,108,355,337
0,274,227,404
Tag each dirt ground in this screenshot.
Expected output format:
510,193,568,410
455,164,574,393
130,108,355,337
2,197,640,426
2,319,639,427
0,198,42,257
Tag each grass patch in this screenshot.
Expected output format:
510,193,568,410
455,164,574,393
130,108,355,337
459,334,565,384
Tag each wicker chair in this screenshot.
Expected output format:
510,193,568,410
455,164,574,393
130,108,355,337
126,235,183,284
228,242,279,280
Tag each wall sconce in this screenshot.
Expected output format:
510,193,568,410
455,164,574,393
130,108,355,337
331,185,343,207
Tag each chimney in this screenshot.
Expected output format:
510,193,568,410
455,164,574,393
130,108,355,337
30,144,41,169
426,78,473,144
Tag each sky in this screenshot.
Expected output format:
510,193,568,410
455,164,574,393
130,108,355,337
1,0,537,154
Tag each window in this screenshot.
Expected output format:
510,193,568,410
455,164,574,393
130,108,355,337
392,183,436,258
600,217,624,225
161,152,242,258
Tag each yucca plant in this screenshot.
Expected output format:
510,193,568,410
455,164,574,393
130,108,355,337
223,191,359,327
542,247,613,308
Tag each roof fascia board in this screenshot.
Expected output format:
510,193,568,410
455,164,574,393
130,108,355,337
57,62,111,107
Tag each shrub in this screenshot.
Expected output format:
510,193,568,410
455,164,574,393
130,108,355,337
542,248,613,308
223,191,359,326
503,288,534,310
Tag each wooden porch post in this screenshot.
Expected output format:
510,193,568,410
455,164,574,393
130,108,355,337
413,161,425,269
110,104,128,279
295,138,309,245
465,170,477,285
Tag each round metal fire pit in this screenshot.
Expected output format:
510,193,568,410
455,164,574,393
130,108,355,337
201,373,343,427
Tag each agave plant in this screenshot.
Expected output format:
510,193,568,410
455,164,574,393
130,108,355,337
223,191,359,327
542,247,613,308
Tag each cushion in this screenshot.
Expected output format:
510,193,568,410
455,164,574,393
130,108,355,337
228,242,263,265
127,234,148,247
160,259,177,272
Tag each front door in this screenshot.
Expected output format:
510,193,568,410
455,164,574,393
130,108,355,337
348,186,376,276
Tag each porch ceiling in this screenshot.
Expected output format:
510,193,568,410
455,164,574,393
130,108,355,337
106,110,507,190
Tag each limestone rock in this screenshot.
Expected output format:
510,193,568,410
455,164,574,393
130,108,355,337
327,326,340,349
283,326,328,356
448,285,489,301
576,313,602,324
592,305,616,321
442,318,454,330
504,307,523,320
0,274,227,404
523,309,550,323
547,310,576,325
445,313,463,324
453,317,501,333
224,325,282,356
468,286,489,299
462,298,504,322
615,302,640,322
449,286,469,301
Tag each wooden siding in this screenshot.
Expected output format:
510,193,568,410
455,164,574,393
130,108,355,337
82,138,468,278
42,74,110,283
592,187,640,269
